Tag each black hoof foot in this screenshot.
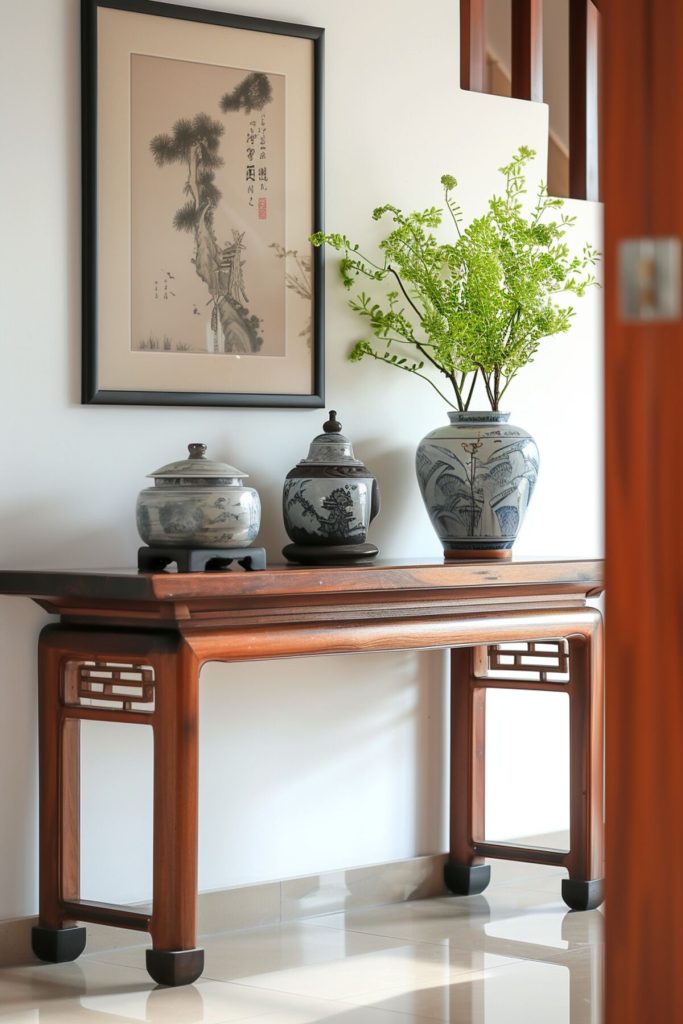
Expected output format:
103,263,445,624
146,947,204,986
562,877,604,911
444,860,491,896
31,925,87,963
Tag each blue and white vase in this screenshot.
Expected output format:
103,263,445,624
415,411,539,558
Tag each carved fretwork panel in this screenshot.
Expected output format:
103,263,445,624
62,661,155,712
475,640,570,682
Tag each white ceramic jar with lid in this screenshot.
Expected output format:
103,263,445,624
136,443,261,549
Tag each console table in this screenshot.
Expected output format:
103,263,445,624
0,558,604,987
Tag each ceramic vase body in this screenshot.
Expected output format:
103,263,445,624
136,443,260,550
415,411,539,557
137,483,261,548
283,473,378,547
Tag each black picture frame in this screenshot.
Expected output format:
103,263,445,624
81,0,324,407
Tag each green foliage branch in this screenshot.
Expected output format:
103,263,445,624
311,147,600,410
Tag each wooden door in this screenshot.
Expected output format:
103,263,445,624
604,1,683,1020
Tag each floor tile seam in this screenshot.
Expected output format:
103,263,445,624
80,914,343,960
481,940,604,965
47,956,153,978
304,922,601,961
317,995,459,1024
440,941,602,975
497,883,573,897
327,951,536,996
83,950,150,965
298,923,454,946
198,913,392,941
285,904,448,928
191,989,334,1024
213,916,460,945
336,987,486,1023
205,977,350,1001
485,878,567,892
212,979,464,1022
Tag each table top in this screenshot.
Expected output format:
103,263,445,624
0,557,604,603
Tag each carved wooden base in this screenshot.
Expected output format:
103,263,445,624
443,548,513,560
138,546,266,573
31,925,87,963
444,860,492,896
282,542,378,564
146,948,205,987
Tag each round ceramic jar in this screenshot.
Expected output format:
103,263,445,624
136,443,261,549
283,411,380,548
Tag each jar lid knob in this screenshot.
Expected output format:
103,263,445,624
188,443,207,459
323,411,342,434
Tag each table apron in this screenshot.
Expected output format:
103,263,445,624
184,605,601,664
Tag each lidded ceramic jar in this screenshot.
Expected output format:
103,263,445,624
136,443,261,549
282,411,380,555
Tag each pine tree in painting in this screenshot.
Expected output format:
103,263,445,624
150,73,272,354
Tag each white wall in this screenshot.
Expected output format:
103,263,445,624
0,0,602,916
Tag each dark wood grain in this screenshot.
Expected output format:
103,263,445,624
449,611,603,893
151,639,200,951
449,648,486,867
566,623,604,885
37,632,75,929
11,558,604,985
511,0,543,101
0,559,604,601
603,0,683,1018
569,0,600,200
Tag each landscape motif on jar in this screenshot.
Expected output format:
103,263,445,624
137,488,261,548
416,425,539,548
282,477,373,547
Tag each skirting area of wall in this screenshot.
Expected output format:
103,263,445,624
0,853,447,967
1,833,569,967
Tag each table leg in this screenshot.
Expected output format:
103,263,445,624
147,641,204,986
563,611,605,910
30,625,204,985
446,646,491,896
31,626,86,963
446,611,605,910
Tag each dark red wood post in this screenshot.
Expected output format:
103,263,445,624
570,0,601,200
511,0,544,101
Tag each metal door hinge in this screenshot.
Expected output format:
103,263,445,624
619,237,681,322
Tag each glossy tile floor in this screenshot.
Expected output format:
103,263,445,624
0,859,603,1024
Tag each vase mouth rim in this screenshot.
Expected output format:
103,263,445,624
447,410,510,423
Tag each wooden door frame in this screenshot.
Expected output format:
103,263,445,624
603,1,683,1020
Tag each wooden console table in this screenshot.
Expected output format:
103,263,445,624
0,558,604,986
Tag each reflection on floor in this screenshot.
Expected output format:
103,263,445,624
0,856,602,1024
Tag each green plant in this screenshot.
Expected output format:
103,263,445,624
311,146,600,410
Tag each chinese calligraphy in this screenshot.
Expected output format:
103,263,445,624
246,111,269,215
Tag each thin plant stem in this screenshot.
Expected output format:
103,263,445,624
388,267,424,320
464,369,479,410
365,350,459,409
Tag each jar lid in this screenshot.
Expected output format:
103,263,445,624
298,411,367,467
147,443,248,480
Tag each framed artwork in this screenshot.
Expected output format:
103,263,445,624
81,0,324,406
